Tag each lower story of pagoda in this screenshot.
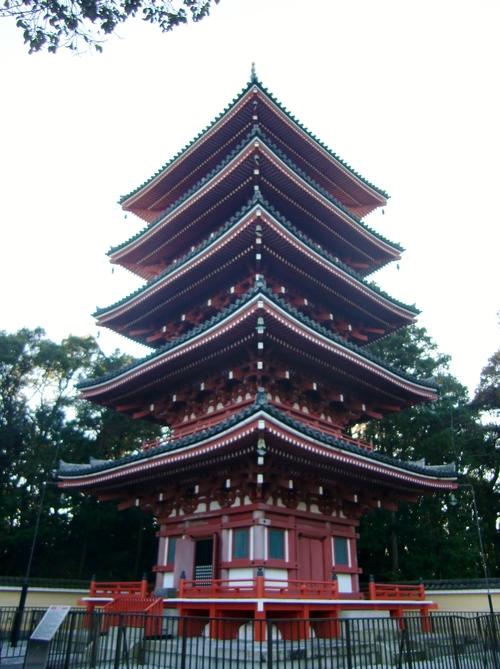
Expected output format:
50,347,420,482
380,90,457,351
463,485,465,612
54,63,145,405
62,394,455,632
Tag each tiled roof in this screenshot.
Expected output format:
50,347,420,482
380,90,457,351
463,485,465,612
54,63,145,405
95,195,416,321
81,280,435,391
405,579,500,591
119,76,389,207
60,393,454,479
110,127,400,259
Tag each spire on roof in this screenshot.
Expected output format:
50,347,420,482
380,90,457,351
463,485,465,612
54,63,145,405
250,62,258,83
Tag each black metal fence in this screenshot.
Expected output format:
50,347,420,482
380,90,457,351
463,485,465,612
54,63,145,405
1,607,500,668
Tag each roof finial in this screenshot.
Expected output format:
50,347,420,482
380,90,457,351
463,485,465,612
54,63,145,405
250,62,258,83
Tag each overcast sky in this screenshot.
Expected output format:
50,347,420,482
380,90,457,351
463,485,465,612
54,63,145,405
1,0,499,396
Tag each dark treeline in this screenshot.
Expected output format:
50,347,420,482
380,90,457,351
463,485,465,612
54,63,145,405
0,325,499,583
359,324,500,582
0,328,160,581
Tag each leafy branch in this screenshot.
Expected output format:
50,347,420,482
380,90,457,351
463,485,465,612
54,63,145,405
0,0,219,53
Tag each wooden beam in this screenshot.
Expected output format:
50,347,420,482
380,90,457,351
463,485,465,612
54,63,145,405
133,408,152,419
97,493,122,502
129,328,151,335
146,331,164,342
376,404,401,412
364,409,384,420
118,498,139,511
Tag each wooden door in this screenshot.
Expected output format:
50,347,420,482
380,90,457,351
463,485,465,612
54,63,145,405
297,536,325,582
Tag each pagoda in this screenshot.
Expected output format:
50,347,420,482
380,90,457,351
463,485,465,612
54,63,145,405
60,69,455,626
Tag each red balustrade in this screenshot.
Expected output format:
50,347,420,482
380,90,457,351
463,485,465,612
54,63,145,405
89,579,152,598
363,582,425,601
178,576,339,600
142,399,373,452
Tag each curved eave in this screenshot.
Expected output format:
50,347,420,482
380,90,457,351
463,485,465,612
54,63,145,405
120,80,388,221
58,409,454,496
110,136,400,276
253,83,388,217
81,292,436,407
97,204,415,340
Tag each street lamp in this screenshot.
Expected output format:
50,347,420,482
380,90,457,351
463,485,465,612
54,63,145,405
10,480,59,647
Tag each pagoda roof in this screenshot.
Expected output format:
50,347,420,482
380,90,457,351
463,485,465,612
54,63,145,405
80,283,436,409
119,76,388,222
59,393,455,498
96,200,416,345
110,129,401,279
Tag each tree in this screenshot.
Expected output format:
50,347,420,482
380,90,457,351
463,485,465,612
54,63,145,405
0,328,100,575
0,0,219,53
467,340,500,577
0,328,160,581
357,325,488,582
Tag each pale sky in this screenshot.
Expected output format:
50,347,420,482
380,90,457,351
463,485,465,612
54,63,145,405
1,0,499,397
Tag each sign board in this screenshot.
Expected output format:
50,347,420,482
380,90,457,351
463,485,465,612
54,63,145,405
24,606,71,669
31,605,71,641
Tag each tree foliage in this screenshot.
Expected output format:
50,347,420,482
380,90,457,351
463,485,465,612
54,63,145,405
0,328,159,581
0,0,219,53
358,324,495,583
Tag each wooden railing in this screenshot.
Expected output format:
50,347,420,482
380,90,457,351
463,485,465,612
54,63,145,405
87,578,425,604
101,597,163,633
89,579,152,598
142,398,374,453
277,403,374,451
362,582,426,601
179,576,339,600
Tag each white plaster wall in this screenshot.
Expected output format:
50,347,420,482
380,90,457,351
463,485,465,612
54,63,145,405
227,567,254,586
162,573,174,588
263,568,288,584
337,574,353,593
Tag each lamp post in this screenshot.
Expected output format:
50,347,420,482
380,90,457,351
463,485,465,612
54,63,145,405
10,480,58,647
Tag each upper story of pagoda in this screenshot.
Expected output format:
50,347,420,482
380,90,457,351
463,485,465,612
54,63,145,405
120,74,388,227
81,279,437,437
82,72,432,443
112,77,399,283
96,197,416,349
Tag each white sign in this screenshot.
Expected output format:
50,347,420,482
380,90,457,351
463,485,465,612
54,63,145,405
31,605,71,642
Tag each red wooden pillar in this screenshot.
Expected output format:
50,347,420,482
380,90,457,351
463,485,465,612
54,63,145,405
421,607,431,633
368,575,376,600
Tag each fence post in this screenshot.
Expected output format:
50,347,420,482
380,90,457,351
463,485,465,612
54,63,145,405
368,574,376,600
449,617,461,669
63,611,77,669
404,626,413,669
180,616,188,669
179,571,186,598
267,620,273,669
396,626,407,669
344,619,353,669
114,615,124,669
487,614,500,669
89,612,101,669
140,573,148,598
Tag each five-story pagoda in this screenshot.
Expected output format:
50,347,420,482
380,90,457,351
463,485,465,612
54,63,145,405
60,69,455,622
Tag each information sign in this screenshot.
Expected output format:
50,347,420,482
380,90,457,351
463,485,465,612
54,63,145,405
31,605,71,641
24,606,71,669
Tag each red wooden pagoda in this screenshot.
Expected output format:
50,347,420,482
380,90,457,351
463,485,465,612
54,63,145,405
60,69,455,627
